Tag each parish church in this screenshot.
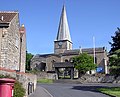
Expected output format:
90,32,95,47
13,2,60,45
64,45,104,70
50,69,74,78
31,5,108,75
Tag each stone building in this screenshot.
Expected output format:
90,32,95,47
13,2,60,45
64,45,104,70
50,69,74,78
0,11,37,96
31,5,108,74
0,11,26,72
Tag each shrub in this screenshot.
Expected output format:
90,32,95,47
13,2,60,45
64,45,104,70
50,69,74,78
13,80,25,97
0,74,12,78
109,67,120,77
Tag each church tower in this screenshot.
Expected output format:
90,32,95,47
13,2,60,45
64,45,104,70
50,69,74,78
54,5,72,54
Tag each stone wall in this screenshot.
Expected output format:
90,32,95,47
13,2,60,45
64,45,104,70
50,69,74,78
78,74,120,83
8,14,20,70
0,12,25,72
20,25,26,72
0,14,20,70
89,50,108,73
36,72,58,80
46,55,61,71
0,12,26,73
0,68,37,96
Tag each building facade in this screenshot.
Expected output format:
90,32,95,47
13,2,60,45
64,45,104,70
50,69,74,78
0,11,26,72
31,6,108,74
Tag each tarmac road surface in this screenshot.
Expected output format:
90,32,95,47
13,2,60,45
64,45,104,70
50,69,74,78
29,83,120,97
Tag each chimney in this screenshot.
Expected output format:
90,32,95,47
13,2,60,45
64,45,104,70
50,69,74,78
19,24,26,34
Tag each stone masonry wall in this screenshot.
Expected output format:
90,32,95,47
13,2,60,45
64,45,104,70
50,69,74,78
78,74,120,84
46,56,61,71
89,51,108,73
36,72,58,80
0,13,20,71
21,33,26,72
0,68,37,96
20,25,26,72
0,12,26,72
7,14,20,70
0,29,2,66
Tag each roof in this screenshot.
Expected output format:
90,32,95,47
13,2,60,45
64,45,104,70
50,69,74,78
63,47,105,55
82,47,105,53
56,5,71,42
33,47,106,59
0,11,18,23
32,53,61,59
54,62,74,68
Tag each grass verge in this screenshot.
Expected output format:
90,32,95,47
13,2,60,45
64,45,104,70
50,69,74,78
98,87,120,97
37,78,53,84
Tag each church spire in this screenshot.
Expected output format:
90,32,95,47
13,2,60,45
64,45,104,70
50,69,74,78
54,5,72,54
56,5,71,42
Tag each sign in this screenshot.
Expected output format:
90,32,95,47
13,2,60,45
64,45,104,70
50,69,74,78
96,67,103,73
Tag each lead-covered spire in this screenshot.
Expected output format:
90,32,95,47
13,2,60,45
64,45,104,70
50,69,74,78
56,5,71,42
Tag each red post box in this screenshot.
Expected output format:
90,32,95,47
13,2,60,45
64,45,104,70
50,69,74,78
0,78,15,97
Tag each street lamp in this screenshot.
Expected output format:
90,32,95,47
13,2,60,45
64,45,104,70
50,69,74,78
19,24,25,72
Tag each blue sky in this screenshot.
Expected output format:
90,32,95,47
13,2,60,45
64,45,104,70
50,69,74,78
0,0,120,54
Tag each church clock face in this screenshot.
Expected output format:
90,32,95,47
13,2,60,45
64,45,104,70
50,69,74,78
58,42,63,48
58,42,63,46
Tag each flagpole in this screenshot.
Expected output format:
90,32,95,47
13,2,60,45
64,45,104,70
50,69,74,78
93,36,95,64
79,46,82,54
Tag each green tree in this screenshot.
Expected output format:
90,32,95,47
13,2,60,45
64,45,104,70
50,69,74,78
109,49,120,76
72,53,97,77
26,51,33,71
109,27,120,76
109,27,120,53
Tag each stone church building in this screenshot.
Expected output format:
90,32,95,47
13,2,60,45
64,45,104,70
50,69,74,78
0,11,26,72
31,6,108,74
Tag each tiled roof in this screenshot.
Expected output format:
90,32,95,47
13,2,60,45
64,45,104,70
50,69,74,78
54,62,74,68
33,53,61,59
0,11,18,23
63,49,79,55
63,47,105,55
83,47,105,53
33,47,106,59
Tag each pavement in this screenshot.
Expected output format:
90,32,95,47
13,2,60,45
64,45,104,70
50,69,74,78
28,85,52,97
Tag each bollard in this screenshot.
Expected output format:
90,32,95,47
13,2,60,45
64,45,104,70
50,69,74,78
28,82,33,95
32,83,34,92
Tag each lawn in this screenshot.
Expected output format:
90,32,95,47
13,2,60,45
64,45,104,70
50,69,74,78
98,87,120,97
37,78,53,84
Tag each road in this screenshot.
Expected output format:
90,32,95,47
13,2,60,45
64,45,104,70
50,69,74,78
36,83,116,97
